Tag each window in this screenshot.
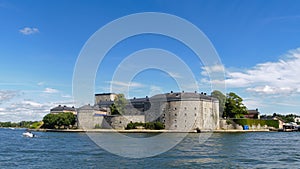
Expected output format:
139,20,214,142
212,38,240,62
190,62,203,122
119,121,122,123
175,113,177,116
185,113,187,116
194,107,197,110
174,107,177,110
184,107,187,110
174,119,177,123
195,113,197,116
175,125,177,128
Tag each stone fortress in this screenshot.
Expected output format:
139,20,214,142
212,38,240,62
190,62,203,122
77,91,219,131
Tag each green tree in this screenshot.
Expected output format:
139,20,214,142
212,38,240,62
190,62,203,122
211,90,226,117
42,112,76,129
42,113,58,129
110,94,127,115
224,92,248,118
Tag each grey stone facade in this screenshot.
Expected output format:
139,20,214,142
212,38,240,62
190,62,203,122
144,92,219,131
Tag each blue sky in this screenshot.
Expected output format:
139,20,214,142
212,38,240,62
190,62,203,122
1,0,300,121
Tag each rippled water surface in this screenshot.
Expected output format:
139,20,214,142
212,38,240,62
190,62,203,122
1,128,299,168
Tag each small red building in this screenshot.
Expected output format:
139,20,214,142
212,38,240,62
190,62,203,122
244,108,260,119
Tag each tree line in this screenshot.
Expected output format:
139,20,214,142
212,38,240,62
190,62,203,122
0,121,42,128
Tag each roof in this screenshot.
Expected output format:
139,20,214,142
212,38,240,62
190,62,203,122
150,92,218,102
98,101,114,106
273,116,286,122
78,104,109,111
129,97,149,103
50,105,76,112
95,93,116,96
247,109,260,114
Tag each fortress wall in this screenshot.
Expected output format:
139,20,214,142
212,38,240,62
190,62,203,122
201,100,219,130
162,100,199,131
78,108,145,129
157,99,219,131
78,92,220,130
144,101,166,123
77,109,101,129
108,115,145,129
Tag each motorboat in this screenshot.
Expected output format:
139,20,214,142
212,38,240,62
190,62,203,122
22,131,35,138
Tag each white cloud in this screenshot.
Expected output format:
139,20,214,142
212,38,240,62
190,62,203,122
201,64,225,76
21,100,43,108
224,48,300,95
19,27,39,35
0,90,18,104
62,94,72,98
43,88,59,94
246,85,294,95
0,100,51,122
0,99,76,122
167,72,183,79
107,81,144,88
149,85,164,96
37,82,45,86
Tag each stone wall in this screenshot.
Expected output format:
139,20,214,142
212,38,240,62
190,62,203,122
219,119,243,130
104,115,145,129
77,106,105,129
77,105,145,129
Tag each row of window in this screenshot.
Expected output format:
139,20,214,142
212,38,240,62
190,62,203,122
162,113,198,117
163,107,199,111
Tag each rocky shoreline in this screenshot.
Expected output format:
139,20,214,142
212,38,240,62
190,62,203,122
29,128,271,133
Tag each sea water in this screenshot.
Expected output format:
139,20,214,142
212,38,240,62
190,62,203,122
0,128,299,168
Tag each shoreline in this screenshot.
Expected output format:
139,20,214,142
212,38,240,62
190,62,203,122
29,128,271,133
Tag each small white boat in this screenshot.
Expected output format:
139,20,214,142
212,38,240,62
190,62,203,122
22,132,35,138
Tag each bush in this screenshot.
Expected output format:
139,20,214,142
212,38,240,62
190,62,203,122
233,119,279,128
154,122,164,130
126,122,165,130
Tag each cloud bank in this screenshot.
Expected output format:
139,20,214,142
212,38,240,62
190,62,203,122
222,48,300,96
